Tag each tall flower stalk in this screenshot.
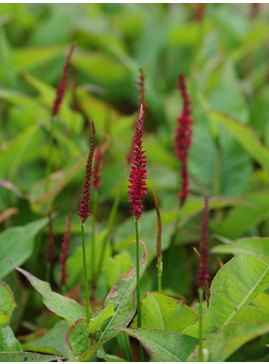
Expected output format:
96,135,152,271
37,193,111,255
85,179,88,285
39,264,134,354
90,141,103,298
128,105,147,360
166,74,193,285
44,42,76,193
59,213,72,292
77,120,96,325
152,189,162,293
197,195,210,362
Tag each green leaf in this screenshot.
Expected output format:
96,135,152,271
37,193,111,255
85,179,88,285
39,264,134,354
184,255,269,337
30,156,87,214
212,191,269,239
0,218,48,280
103,252,132,289
22,320,70,357
66,318,110,362
96,240,148,343
212,237,269,258
230,305,269,324
0,124,43,179
0,352,61,362
206,108,269,174
13,45,64,74
122,328,198,362
132,292,198,333
0,326,21,352
66,318,89,357
203,323,269,362
252,292,269,313
11,264,85,324
0,282,15,328
87,303,114,336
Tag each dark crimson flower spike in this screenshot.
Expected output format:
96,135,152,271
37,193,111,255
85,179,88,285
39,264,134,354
128,104,148,220
60,213,72,287
196,195,210,289
77,121,96,223
92,140,104,191
52,42,76,117
174,73,193,207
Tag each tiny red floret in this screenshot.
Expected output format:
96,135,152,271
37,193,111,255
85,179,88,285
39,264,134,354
128,105,148,220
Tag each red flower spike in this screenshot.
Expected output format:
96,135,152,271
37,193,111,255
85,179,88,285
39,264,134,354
60,213,72,287
174,74,193,207
52,42,76,117
196,195,210,289
77,121,96,223
92,140,104,191
128,105,148,221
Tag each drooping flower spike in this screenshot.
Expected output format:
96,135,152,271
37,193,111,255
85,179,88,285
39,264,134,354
60,213,72,287
196,195,210,289
174,74,193,207
52,42,76,117
128,104,148,220
77,121,96,223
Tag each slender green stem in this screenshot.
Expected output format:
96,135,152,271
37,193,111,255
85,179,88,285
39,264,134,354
97,166,128,278
91,190,97,297
135,219,141,327
44,117,54,194
135,219,145,362
81,223,91,325
198,288,204,362
157,257,163,293
165,210,180,286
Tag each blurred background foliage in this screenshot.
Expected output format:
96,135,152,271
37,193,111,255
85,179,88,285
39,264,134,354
1,3,269,360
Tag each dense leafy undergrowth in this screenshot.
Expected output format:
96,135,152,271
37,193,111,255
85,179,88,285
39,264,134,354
1,3,269,362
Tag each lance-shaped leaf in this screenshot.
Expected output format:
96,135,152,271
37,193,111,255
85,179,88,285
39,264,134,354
132,292,198,333
122,328,197,362
212,237,269,258
0,352,61,362
0,326,21,352
0,218,48,280
30,156,87,214
206,108,269,174
96,240,148,343
0,282,15,328
22,320,70,357
66,318,111,362
184,255,269,337
189,322,269,362
11,263,85,324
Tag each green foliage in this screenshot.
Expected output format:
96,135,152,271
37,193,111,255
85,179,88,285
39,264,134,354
1,3,269,361
12,264,85,324
122,328,198,362
0,282,15,328
0,218,48,279
184,255,269,337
